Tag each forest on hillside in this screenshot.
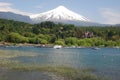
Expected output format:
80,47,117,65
0,19,120,47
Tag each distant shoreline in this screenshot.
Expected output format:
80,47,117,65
0,42,119,49
0,42,53,47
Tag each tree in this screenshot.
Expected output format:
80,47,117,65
24,32,35,37
77,39,91,47
40,39,48,44
54,39,65,46
105,40,116,47
65,37,78,46
7,32,28,43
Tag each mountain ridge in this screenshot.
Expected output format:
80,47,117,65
0,6,109,26
0,12,32,23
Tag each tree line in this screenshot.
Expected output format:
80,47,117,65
0,19,120,47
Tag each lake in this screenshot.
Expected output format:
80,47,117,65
0,46,120,80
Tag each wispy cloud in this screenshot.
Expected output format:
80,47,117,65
101,8,120,24
0,2,33,16
0,2,12,7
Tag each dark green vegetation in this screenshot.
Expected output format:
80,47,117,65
0,19,120,47
0,50,108,80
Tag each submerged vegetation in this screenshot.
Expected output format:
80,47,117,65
0,19,120,47
0,50,38,58
0,50,108,80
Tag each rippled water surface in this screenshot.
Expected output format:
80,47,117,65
0,47,120,80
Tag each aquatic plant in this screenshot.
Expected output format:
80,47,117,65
0,50,108,80
0,50,38,58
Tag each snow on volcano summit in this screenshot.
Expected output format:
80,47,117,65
30,6,90,23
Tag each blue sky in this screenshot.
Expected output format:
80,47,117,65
0,0,120,24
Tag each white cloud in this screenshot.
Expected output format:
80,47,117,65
101,8,120,24
0,2,33,16
0,2,12,7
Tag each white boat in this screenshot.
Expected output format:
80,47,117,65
113,46,119,49
92,47,100,50
53,45,62,49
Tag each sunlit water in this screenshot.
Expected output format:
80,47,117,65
0,46,120,80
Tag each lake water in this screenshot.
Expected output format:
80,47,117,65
0,46,120,80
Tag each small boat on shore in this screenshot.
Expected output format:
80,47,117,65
92,47,100,50
113,46,119,49
53,45,62,49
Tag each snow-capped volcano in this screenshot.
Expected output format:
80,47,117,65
30,6,90,24
0,6,104,26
